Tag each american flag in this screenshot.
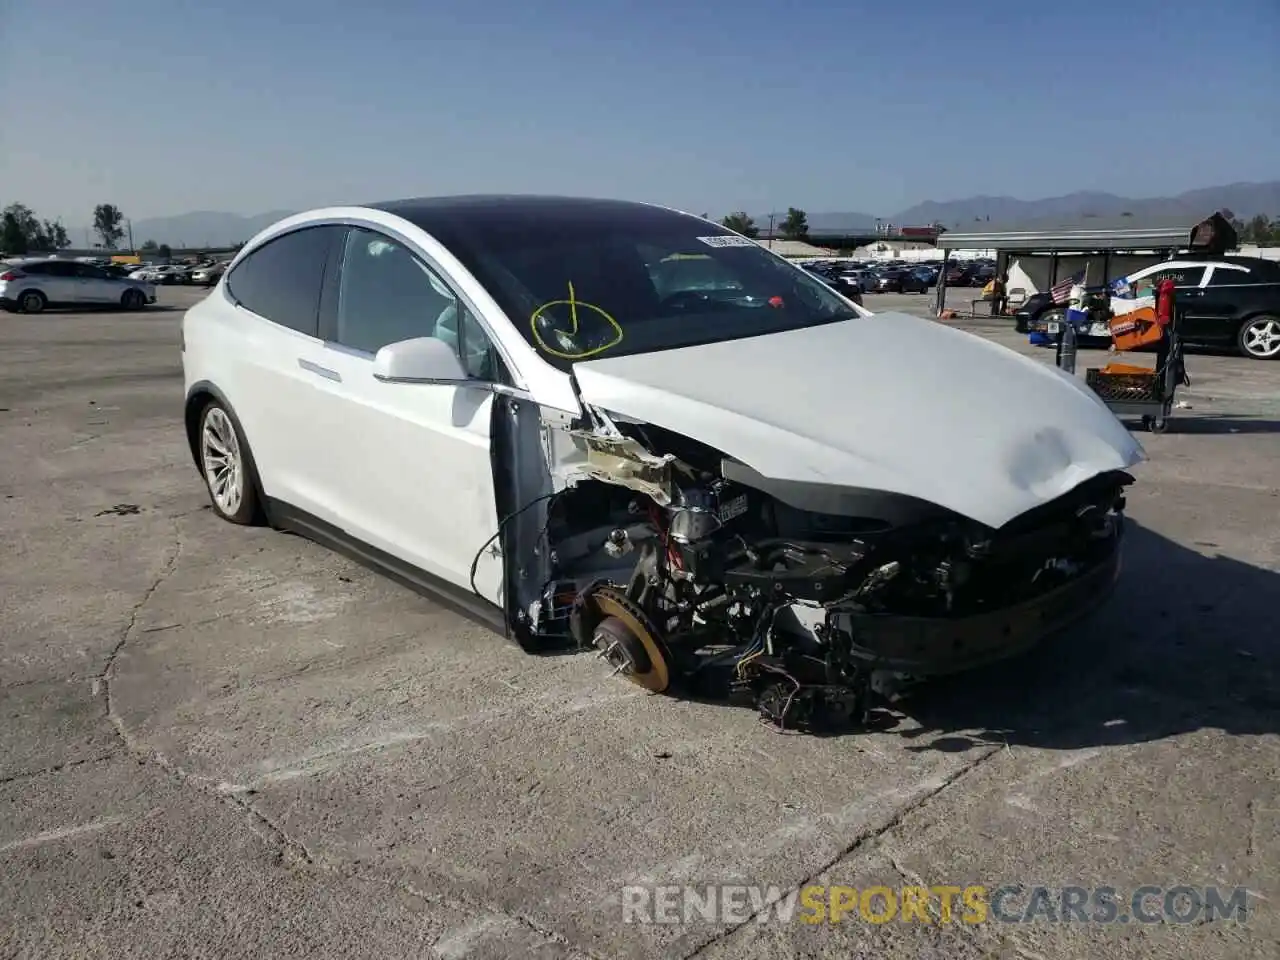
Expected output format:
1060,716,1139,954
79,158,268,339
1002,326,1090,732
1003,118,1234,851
1050,271,1085,304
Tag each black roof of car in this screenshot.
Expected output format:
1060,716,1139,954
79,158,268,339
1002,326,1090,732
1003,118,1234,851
370,195,703,235
1210,255,1280,275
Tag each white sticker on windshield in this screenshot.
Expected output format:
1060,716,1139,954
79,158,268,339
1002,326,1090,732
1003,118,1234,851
696,235,758,248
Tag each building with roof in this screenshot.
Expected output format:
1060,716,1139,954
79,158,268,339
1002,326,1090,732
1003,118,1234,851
849,241,947,262
757,238,839,257
755,226,943,253
934,211,1237,308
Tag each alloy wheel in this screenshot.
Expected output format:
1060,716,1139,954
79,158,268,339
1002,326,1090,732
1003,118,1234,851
1240,316,1280,359
201,407,244,515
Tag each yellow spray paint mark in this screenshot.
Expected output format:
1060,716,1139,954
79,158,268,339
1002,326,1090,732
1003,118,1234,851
530,281,624,360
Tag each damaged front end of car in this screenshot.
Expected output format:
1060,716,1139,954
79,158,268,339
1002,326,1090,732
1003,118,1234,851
491,392,1133,733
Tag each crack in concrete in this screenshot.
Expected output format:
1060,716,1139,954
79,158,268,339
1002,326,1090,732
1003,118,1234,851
92,519,326,872
680,745,1004,959
353,873,605,960
0,676,77,691
99,524,185,722
224,790,316,866
91,517,596,957
0,751,119,786
882,838,1001,956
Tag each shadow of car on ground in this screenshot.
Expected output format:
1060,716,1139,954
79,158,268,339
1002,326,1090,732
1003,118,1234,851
882,521,1279,753
1142,416,1280,435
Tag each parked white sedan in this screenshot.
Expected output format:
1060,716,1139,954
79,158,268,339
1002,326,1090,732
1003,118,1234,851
181,196,1143,730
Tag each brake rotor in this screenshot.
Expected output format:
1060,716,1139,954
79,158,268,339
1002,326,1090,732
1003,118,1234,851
587,585,671,693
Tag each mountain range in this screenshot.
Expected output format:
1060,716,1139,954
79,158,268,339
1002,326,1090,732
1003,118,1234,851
128,209,296,249
768,181,1280,233
121,181,1280,247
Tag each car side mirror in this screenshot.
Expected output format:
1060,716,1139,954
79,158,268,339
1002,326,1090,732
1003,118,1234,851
373,336,468,384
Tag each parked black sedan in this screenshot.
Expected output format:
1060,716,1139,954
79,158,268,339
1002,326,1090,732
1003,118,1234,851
871,268,930,294
803,267,863,305
1013,291,1059,334
1011,257,1280,359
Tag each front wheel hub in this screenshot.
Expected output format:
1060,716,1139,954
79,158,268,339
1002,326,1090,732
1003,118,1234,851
594,616,652,677
579,585,672,693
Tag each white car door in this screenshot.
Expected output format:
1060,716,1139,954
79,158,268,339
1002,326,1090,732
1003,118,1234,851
214,224,348,520
299,225,503,597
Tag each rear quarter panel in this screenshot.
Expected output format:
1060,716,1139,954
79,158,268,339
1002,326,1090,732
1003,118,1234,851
182,289,332,504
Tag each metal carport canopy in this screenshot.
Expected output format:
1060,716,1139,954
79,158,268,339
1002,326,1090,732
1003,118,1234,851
936,212,1237,253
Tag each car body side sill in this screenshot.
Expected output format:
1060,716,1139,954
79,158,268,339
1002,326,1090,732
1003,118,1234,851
263,497,509,636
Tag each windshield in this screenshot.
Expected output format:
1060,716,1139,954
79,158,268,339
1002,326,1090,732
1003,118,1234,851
432,213,863,370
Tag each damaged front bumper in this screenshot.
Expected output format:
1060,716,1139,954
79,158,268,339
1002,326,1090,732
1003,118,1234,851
831,532,1122,678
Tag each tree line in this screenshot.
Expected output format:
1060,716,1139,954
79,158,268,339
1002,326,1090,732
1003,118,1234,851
1,202,128,254
1222,210,1280,245
716,207,810,241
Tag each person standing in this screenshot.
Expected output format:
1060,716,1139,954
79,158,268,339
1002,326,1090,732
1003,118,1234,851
989,273,1007,316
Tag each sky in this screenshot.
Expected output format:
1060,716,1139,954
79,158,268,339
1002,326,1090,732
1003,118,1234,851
2,0,1278,229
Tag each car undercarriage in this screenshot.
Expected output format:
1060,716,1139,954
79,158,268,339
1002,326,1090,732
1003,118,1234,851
491,397,1133,733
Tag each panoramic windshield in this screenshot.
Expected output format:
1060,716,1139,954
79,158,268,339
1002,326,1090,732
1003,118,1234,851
433,211,863,370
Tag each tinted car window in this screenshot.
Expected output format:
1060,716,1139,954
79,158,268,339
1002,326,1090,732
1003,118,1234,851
1206,267,1251,286
334,228,499,379
422,217,858,371
225,225,336,335
19,262,49,275
74,264,108,279
336,228,455,354
46,261,79,277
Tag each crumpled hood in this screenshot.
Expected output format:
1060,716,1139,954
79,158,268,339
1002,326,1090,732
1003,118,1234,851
571,313,1145,529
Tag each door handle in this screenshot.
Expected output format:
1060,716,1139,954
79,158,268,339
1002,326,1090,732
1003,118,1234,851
298,358,342,382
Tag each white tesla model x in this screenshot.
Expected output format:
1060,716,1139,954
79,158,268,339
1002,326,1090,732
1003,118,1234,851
182,196,1143,730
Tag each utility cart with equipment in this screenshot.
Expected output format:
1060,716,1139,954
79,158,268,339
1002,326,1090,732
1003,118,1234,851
1059,277,1189,433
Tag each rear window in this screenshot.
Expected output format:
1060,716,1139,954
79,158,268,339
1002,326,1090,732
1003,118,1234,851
1206,267,1251,286
225,225,337,336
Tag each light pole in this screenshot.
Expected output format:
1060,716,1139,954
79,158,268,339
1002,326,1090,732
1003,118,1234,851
126,218,135,253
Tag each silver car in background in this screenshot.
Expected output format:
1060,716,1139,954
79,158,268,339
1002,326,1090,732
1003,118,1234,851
130,264,187,285
190,261,230,286
0,258,157,313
